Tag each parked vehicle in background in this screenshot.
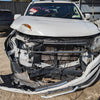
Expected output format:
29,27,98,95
0,9,14,32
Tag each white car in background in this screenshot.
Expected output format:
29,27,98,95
4,1,100,98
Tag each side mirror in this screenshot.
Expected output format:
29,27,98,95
14,14,21,20
85,13,91,20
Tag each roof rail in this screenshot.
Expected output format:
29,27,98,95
34,0,73,2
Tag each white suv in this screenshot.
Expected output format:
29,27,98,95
4,1,100,98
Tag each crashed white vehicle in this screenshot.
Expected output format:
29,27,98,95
4,1,100,98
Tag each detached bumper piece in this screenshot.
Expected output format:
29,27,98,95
3,32,100,98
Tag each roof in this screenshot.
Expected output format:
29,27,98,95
31,0,74,4
0,9,11,12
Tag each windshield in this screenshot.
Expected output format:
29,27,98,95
26,3,82,19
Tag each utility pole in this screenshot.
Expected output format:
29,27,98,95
79,0,82,10
92,0,95,22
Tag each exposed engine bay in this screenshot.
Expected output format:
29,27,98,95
4,30,100,98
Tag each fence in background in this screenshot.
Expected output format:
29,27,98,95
80,0,100,20
0,1,29,15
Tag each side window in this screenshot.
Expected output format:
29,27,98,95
72,6,81,18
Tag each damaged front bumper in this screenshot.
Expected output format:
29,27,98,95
3,30,100,98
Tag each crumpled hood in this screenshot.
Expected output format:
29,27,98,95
11,16,100,37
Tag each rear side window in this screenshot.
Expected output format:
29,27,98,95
0,11,13,16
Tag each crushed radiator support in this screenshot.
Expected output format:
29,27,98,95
3,31,100,98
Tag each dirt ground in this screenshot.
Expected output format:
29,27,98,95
0,34,100,100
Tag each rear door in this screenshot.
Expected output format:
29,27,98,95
0,11,14,25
